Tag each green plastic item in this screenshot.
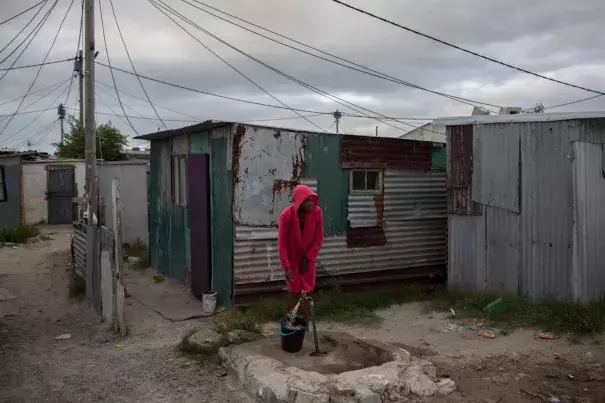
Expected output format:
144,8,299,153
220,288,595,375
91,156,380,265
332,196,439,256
483,297,504,315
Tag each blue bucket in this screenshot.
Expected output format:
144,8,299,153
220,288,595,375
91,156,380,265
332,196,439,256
279,317,307,353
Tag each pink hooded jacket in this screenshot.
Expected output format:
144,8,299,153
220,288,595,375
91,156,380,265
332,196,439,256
277,184,324,293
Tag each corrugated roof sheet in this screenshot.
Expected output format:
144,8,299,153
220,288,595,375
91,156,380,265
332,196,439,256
434,112,605,126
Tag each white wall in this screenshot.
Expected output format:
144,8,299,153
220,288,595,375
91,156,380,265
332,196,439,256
22,160,86,224
98,161,148,245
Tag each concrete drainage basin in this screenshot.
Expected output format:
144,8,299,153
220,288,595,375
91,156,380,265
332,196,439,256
219,331,455,402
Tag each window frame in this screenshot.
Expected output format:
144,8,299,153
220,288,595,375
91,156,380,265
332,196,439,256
171,155,188,206
0,166,6,203
348,169,384,195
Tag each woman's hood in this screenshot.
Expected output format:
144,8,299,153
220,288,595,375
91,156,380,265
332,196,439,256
292,184,318,210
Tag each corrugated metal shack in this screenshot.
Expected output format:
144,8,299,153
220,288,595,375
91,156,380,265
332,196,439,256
435,112,605,301
136,121,447,307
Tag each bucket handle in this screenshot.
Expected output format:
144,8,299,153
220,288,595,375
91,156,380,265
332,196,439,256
279,328,297,337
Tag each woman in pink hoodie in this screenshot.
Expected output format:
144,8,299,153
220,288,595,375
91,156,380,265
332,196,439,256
278,184,324,323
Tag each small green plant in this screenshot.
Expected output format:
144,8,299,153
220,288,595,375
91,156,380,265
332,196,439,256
68,274,86,299
431,288,605,334
0,225,39,244
152,274,165,283
124,240,150,269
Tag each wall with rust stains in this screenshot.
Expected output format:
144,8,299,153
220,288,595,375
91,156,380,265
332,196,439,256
232,124,307,227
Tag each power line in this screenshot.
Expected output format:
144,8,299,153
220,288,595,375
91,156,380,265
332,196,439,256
63,0,84,108
107,0,167,130
96,79,207,122
0,0,69,135
179,0,501,110
0,0,47,26
151,0,410,134
332,0,605,97
149,0,326,133
543,95,604,110
0,108,57,118
0,78,72,147
0,0,53,66
0,77,71,107
0,58,75,72
12,119,60,149
21,78,70,110
96,61,328,113
98,0,139,135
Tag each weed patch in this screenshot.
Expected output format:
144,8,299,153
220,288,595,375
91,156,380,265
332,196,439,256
0,225,39,244
431,289,605,334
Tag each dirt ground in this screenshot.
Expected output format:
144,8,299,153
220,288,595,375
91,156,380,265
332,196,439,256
0,226,247,403
2,226,605,402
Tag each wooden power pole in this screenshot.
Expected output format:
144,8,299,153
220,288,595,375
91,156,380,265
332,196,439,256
84,0,97,224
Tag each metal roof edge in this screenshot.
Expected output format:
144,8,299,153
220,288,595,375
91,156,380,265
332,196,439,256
433,111,605,126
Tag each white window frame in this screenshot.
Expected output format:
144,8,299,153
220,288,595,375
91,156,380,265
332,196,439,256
171,155,188,206
0,166,6,203
349,169,383,195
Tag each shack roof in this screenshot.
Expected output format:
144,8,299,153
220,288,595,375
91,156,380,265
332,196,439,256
433,111,605,127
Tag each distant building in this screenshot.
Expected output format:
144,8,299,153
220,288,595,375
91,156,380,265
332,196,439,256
123,148,150,161
399,123,445,143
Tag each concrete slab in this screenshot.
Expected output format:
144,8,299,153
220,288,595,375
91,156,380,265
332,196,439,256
125,268,215,321
220,331,455,402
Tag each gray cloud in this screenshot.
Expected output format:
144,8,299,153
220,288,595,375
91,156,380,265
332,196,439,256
1,0,604,151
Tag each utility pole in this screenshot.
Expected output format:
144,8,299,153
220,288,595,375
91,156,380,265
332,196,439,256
375,126,378,137
84,0,97,224
333,110,342,134
58,103,65,145
74,50,84,124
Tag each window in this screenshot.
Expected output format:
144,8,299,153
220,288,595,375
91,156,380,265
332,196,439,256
0,166,6,202
171,156,187,206
349,169,383,194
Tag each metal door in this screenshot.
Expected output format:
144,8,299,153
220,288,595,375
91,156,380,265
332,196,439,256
188,154,212,298
47,165,75,224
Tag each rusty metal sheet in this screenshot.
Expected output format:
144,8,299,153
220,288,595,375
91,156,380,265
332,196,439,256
232,125,307,226
341,135,432,171
171,134,188,156
446,125,481,215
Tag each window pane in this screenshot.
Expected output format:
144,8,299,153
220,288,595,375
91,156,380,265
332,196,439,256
352,170,366,190
366,171,379,191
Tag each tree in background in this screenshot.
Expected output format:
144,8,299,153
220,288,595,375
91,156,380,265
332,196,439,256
55,116,128,161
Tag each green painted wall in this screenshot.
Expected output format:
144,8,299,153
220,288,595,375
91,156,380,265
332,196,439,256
148,138,188,285
306,133,348,235
431,146,446,170
189,130,212,154
211,133,234,307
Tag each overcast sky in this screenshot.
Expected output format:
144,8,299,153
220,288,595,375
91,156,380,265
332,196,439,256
1,0,604,151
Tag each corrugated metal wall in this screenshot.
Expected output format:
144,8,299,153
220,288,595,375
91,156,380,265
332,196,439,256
0,156,22,229
72,223,87,278
572,141,605,300
341,135,432,170
234,169,447,295
148,139,188,285
448,118,605,300
211,126,234,307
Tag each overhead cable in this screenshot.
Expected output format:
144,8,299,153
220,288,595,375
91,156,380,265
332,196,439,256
98,0,139,134
0,0,71,135
332,0,605,96
152,0,410,133
179,0,501,110
0,0,53,65
0,0,47,26
0,58,75,72
107,0,167,129
149,0,326,132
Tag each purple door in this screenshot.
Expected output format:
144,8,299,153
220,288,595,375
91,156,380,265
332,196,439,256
189,154,212,298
